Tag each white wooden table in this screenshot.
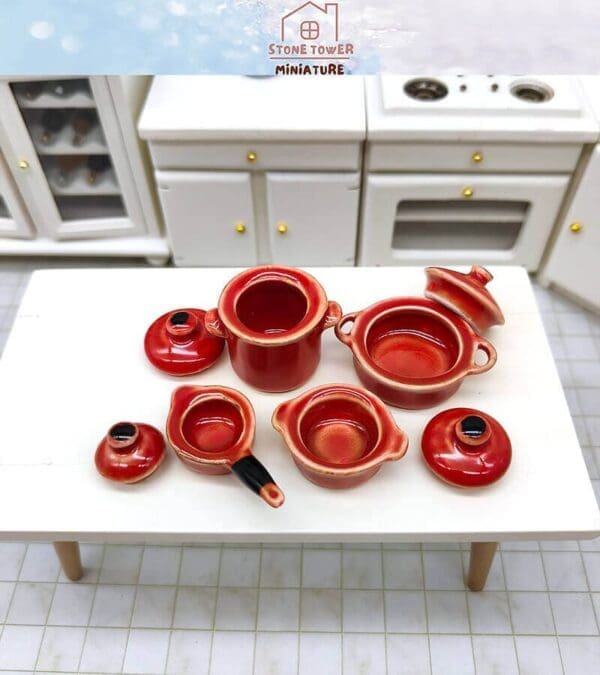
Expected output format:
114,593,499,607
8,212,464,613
0,267,598,590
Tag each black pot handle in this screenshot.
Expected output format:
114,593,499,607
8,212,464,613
231,455,285,508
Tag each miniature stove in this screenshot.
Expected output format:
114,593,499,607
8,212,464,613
368,75,598,142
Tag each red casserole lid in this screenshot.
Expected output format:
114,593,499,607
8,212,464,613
421,407,511,488
424,266,505,332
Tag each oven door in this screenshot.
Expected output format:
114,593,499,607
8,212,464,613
358,174,570,271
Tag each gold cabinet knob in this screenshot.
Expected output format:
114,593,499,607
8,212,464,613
246,151,257,163
471,151,483,164
277,222,288,235
17,159,29,170
235,222,246,234
570,222,583,234
462,187,474,199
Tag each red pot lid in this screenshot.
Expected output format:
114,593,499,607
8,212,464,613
144,308,224,376
424,266,505,332
421,407,511,488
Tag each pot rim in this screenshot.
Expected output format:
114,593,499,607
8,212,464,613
339,297,493,390
166,385,255,465
272,383,408,476
217,265,329,346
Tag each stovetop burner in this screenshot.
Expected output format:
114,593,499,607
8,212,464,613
510,80,554,103
403,78,448,102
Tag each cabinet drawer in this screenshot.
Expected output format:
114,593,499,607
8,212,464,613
367,142,581,173
149,141,361,171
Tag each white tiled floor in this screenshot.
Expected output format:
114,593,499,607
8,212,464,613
0,260,599,674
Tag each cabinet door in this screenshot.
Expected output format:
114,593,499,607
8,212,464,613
0,78,145,240
0,149,34,238
359,173,569,271
156,170,257,267
266,172,359,266
541,146,600,309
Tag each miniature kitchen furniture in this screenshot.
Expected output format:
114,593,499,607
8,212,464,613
0,76,168,263
0,267,597,590
360,75,599,271
138,76,365,266
540,76,600,311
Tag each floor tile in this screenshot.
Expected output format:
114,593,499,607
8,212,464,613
47,583,95,626
383,551,424,590
423,551,464,590
550,592,599,635
302,548,341,588
559,636,600,674
0,542,27,580
165,629,211,674
179,546,221,586
543,551,589,591
89,584,136,627
472,635,519,675
19,543,60,582
509,591,555,634
257,587,299,630
342,549,383,588
260,548,301,588
131,585,176,628
254,632,298,675
425,591,469,633
563,336,598,359
429,634,474,675
570,361,600,388
342,633,386,675
79,627,128,673
342,589,384,632
36,625,86,671
299,633,342,675
0,581,15,622
219,547,260,587
209,630,254,675
502,551,547,590
0,625,44,670
7,582,54,625
582,552,600,591
579,388,600,416
300,589,341,631
386,634,430,675
123,628,170,674
467,591,512,634
138,545,181,585
558,312,590,335
385,590,427,633
214,587,258,630
172,586,217,629
515,636,563,675
99,545,143,584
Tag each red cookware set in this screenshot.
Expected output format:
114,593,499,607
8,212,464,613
95,264,511,505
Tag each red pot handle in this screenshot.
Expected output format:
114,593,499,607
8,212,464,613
386,429,410,462
469,337,497,375
204,308,228,339
322,301,343,331
334,311,359,346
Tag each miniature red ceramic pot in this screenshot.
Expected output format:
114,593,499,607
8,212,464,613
95,422,165,484
424,265,505,332
167,385,284,508
144,308,224,376
335,297,497,409
421,407,511,487
272,384,409,489
205,266,342,392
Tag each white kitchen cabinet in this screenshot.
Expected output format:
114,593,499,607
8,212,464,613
156,171,257,267
266,172,359,266
0,150,34,238
359,173,570,270
541,145,600,309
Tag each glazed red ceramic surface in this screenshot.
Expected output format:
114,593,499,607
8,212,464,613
95,422,165,484
335,297,497,410
421,407,511,487
144,308,224,376
205,266,342,392
424,265,505,332
167,385,284,507
272,384,409,489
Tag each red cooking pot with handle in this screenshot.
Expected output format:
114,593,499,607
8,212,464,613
205,266,342,392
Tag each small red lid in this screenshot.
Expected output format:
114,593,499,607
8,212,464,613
424,265,505,332
144,308,224,376
421,407,511,488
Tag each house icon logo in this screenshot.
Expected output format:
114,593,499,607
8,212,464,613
281,2,339,42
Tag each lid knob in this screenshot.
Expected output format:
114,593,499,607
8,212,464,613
166,311,198,339
107,422,139,452
455,415,492,448
469,265,493,286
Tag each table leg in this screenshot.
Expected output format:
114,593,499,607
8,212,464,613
467,542,498,591
53,541,82,581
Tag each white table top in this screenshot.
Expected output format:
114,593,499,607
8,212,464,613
138,75,366,142
0,267,598,543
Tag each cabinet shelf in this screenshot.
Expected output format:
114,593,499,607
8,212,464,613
12,80,95,109
47,165,120,196
30,121,107,155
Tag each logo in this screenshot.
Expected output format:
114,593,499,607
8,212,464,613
268,2,354,75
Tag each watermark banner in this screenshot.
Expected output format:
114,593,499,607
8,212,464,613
0,0,599,74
